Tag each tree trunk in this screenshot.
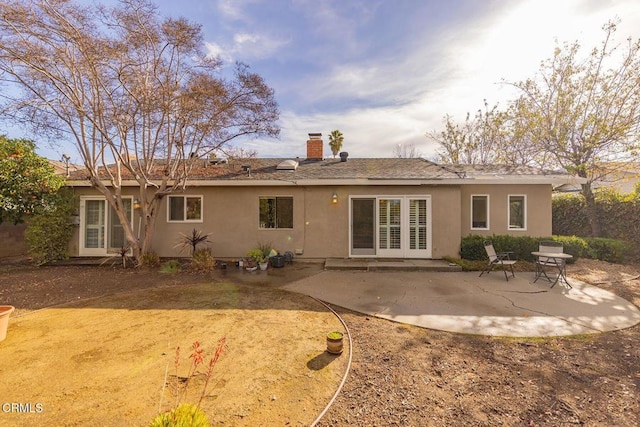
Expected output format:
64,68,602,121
581,183,601,237
139,200,160,261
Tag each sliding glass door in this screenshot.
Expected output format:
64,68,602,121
350,196,431,258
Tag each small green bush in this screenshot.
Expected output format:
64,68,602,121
160,260,181,274
150,403,211,427
584,237,632,263
24,189,75,265
190,248,214,271
140,251,160,268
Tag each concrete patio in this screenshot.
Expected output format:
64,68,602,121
282,269,640,337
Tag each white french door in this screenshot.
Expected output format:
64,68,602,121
406,198,430,258
378,198,403,257
79,197,132,256
350,196,431,258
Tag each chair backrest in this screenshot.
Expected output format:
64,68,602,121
538,240,563,263
483,240,498,262
539,240,563,254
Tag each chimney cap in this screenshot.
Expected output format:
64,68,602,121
308,132,322,139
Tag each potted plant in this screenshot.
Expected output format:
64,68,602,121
326,331,344,355
0,305,15,342
246,248,267,270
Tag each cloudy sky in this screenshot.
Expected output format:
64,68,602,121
16,0,640,161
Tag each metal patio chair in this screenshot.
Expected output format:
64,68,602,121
479,240,517,281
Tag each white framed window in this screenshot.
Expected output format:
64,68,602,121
471,195,489,230
259,196,293,229
168,195,203,222
508,195,526,230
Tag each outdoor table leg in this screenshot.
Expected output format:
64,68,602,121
551,261,572,289
533,256,542,283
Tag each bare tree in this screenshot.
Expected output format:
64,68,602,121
393,142,423,158
507,21,640,236
0,0,279,261
221,146,258,160
428,101,511,164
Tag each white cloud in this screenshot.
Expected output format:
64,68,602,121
205,41,233,62
249,0,640,159
216,0,258,22
205,32,290,62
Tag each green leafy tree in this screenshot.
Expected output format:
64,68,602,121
0,0,279,262
328,130,344,158
0,136,64,224
507,21,640,236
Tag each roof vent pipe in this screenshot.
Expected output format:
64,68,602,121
339,152,349,162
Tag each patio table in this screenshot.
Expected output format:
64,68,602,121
531,251,573,288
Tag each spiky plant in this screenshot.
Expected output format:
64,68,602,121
175,229,211,255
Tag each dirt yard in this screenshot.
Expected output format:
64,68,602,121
0,261,347,426
0,258,639,426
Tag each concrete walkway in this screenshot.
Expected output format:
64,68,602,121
282,270,640,337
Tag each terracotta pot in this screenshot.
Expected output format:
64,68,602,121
0,305,15,342
326,331,344,354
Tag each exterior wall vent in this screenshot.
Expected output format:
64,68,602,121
276,159,299,171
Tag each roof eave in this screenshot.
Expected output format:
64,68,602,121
66,175,587,187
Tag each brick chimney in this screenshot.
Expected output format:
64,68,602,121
306,133,323,160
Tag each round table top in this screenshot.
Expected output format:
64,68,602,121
531,251,573,259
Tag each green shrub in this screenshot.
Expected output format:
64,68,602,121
461,234,547,262
24,189,75,265
140,251,160,268
461,234,587,264
190,248,214,271
459,235,487,260
552,194,589,236
584,237,632,263
552,191,640,262
150,403,211,427
552,235,588,263
160,260,181,274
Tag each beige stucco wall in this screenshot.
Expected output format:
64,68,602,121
459,184,553,238
68,182,552,259
146,185,462,260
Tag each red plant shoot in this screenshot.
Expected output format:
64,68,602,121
189,341,204,367
198,337,227,406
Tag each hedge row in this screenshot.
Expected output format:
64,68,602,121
461,234,632,264
552,190,640,261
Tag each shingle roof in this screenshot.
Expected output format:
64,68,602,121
67,157,578,184
206,158,461,180
68,157,462,181
446,164,559,177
